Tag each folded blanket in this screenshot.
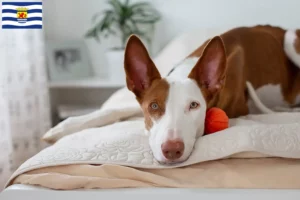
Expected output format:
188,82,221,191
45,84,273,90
10,158,300,189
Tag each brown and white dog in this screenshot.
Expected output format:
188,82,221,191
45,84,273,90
124,25,300,164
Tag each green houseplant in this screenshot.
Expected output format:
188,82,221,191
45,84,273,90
86,0,161,50
85,0,161,83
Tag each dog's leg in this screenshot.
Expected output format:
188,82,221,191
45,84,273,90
217,87,250,118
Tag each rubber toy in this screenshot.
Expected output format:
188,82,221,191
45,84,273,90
204,107,229,135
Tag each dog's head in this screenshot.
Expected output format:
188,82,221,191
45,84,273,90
124,35,227,164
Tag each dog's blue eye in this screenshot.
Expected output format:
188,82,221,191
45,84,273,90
150,102,159,110
190,102,199,109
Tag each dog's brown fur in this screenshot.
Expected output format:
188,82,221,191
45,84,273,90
189,25,300,118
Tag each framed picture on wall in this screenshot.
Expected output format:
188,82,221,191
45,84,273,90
46,40,93,82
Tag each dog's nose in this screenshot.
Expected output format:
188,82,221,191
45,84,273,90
161,139,184,161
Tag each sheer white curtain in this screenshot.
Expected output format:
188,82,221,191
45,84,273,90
0,30,51,189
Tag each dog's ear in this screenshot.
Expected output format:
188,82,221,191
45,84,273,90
188,36,227,101
124,35,161,98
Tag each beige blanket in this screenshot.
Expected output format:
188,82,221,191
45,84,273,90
11,158,300,189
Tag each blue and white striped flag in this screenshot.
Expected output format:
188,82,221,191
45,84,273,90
2,2,42,29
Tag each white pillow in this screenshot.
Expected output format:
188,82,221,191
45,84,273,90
154,28,228,76
43,28,229,143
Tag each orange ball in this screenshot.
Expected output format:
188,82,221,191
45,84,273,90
204,107,229,135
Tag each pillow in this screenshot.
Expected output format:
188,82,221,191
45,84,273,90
43,28,229,143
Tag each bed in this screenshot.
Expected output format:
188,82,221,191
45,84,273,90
2,184,300,200
2,24,300,199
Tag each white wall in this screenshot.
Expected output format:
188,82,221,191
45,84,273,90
44,0,300,77
153,0,300,44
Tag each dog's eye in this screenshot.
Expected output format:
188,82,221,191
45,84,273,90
150,102,159,110
189,102,199,110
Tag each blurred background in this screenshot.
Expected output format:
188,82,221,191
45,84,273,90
0,0,299,189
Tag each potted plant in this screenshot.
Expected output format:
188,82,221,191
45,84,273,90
85,0,161,83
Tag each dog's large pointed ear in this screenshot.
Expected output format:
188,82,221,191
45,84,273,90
188,36,227,101
124,35,161,98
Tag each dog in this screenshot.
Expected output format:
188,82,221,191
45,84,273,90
124,25,300,164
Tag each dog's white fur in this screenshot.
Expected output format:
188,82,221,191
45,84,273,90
284,30,300,69
149,57,207,163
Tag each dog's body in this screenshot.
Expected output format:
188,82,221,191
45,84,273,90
124,25,300,164
170,25,300,117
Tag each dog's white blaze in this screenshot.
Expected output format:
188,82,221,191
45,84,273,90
149,57,207,163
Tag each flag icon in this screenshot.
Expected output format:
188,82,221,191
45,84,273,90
2,2,42,29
